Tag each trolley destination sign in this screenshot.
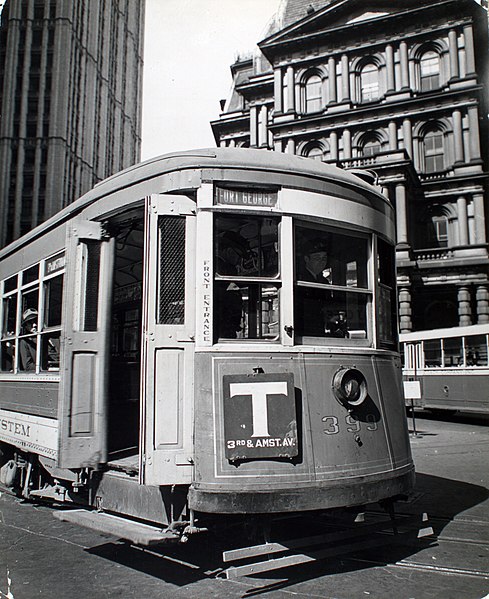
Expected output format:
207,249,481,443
214,186,278,207
222,372,298,461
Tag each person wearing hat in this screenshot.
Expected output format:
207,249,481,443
296,237,336,336
298,238,333,284
19,308,38,371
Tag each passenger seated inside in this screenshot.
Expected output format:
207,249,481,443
19,308,38,371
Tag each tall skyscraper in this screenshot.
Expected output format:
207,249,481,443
0,0,145,246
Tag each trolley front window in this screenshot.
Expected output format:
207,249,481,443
294,224,370,342
214,214,280,340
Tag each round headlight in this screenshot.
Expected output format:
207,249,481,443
332,367,368,408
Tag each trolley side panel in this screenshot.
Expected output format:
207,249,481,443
0,381,59,418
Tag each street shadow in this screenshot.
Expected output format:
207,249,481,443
411,410,489,426
85,473,488,591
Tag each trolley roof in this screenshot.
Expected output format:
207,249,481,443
0,147,390,259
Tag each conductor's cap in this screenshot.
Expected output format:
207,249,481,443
22,308,38,323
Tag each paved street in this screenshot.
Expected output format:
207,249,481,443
1,411,488,599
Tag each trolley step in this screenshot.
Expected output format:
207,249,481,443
222,512,433,578
53,509,180,546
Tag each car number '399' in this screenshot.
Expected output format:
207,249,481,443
222,373,298,461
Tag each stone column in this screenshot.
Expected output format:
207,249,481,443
476,285,489,324
389,121,397,150
463,24,476,75
452,109,464,163
402,118,413,158
395,183,408,244
286,138,296,154
259,105,268,148
341,54,350,102
328,56,337,103
274,68,283,113
467,106,482,162
342,129,352,160
385,44,395,92
286,66,295,113
457,286,472,327
399,287,413,333
473,193,487,245
457,196,469,246
400,41,410,89
329,131,338,160
249,106,258,147
448,29,460,80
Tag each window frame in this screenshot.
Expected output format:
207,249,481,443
419,50,440,92
0,252,65,376
359,63,380,103
293,220,374,347
423,129,445,173
303,73,322,114
213,212,281,342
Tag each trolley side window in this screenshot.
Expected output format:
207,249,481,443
424,339,442,367
0,253,65,374
443,336,463,367
465,335,488,366
294,224,370,341
214,214,280,340
1,276,18,372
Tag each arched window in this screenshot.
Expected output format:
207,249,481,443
420,51,440,92
362,138,381,157
423,129,444,173
304,74,322,113
432,215,448,247
360,63,379,102
359,132,383,157
304,145,324,161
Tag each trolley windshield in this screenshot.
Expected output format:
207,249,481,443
212,208,396,348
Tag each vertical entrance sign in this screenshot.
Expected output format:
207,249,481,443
222,372,298,461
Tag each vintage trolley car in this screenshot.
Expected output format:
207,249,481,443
401,324,489,415
0,148,414,542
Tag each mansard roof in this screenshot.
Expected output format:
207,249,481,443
259,0,483,55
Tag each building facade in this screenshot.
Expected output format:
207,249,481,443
211,0,489,332
0,0,145,246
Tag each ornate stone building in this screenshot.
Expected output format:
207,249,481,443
0,0,145,245
211,0,489,332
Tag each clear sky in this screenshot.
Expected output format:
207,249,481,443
141,0,281,160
